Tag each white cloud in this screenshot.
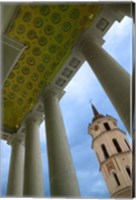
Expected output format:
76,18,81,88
64,62,98,104
103,16,132,74
1,141,11,195
103,16,132,45
40,121,46,144
77,169,99,180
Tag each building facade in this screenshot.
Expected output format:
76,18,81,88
88,104,132,198
1,2,133,198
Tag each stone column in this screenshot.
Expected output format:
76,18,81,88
43,86,80,197
23,112,44,197
7,137,25,196
79,37,130,134
110,3,132,18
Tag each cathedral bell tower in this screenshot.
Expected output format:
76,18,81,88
88,104,132,198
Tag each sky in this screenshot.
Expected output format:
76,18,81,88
0,15,132,198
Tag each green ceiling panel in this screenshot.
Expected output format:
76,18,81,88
2,3,102,131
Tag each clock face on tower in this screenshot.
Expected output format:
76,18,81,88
106,161,116,174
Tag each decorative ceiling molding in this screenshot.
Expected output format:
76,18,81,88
2,35,26,83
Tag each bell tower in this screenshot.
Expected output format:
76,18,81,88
88,104,132,198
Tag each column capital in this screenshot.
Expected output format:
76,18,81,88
73,29,105,57
25,110,44,127
42,84,65,102
7,134,24,146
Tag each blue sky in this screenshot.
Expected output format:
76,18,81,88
1,16,132,198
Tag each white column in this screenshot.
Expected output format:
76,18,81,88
43,86,80,197
110,3,132,18
7,137,24,196
79,37,130,134
23,113,44,197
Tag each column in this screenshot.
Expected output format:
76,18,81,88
23,113,44,197
79,37,130,134
43,86,80,197
7,137,24,196
110,3,132,18
132,66,135,132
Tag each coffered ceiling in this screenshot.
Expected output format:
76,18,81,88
2,3,102,132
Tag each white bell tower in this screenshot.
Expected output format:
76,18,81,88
88,104,132,198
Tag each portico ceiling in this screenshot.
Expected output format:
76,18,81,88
2,3,102,132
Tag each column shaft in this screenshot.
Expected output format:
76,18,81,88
111,3,131,18
81,39,130,133
7,140,24,196
43,91,80,197
23,117,44,197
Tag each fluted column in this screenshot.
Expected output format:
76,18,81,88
7,137,25,196
43,86,80,197
78,37,130,134
23,112,44,197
